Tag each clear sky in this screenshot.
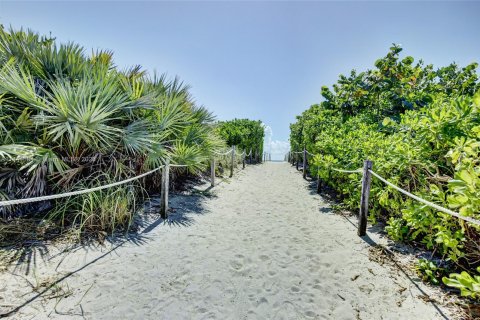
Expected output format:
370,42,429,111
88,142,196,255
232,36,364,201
1,1,479,159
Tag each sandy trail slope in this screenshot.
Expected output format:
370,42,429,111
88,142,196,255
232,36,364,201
1,162,450,319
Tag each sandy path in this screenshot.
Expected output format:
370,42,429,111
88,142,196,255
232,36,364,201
1,163,449,319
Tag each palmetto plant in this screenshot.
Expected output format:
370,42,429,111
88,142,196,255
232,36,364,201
0,26,224,236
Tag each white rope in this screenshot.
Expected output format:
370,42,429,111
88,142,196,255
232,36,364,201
213,149,233,156
331,168,362,174
306,151,315,156
369,169,480,226
0,145,252,208
289,148,480,226
0,165,166,207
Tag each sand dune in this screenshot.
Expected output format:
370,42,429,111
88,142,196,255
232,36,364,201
1,163,452,319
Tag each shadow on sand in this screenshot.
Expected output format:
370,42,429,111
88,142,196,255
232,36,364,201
0,184,215,318
293,164,451,320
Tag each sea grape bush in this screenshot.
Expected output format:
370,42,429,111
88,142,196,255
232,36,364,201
290,45,480,277
416,258,443,285
443,266,480,300
216,119,264,161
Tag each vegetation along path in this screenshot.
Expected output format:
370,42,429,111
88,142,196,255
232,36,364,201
1,163,452,319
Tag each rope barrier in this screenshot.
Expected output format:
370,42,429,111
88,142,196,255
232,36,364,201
290,147,480,226
331,168,362,174
0,151,238,208
213,149,233,156
0,165,166,207
369,170,480,226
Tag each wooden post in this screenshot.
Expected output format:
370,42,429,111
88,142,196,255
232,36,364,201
296,153,299,170
317,172,322,193
303,148,307,179
358,160,373,236
210,158,215,187
249,149,252,164
242,151,245,169
230,146,235,177
160,160,170,219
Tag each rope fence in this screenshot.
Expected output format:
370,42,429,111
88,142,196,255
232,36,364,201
331,168,362,174
213,149,233,156
286,148,480,236
0,146,260,219
0,165,165,207
369,169,480,226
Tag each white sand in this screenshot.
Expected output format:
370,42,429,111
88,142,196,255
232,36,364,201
1,162,452,319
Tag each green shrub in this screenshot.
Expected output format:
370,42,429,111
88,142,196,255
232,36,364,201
416,258,443,285
443,267,480,300
290,45,480,271
216,119,265,161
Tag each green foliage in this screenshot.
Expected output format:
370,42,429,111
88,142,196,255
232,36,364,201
443,267,480,300
415,258,443,285
289,45,480,271
216,119,265,161
0,26,227,237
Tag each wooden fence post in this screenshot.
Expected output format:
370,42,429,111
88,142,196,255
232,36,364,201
303,148,307,179
317,172,322,193
242,151,245,169
160,159,170,219
210,158,215,187
296,153,299,170
230,146,235,177
358,160,373,236
249,149,252,164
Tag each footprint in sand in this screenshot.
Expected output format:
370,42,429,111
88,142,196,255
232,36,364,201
359,283,375,294
304,310,317,318
230,254,245,271
259,254,270,262
291,286,301,293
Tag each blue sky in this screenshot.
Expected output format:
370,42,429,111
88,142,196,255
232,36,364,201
1,1,479,159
